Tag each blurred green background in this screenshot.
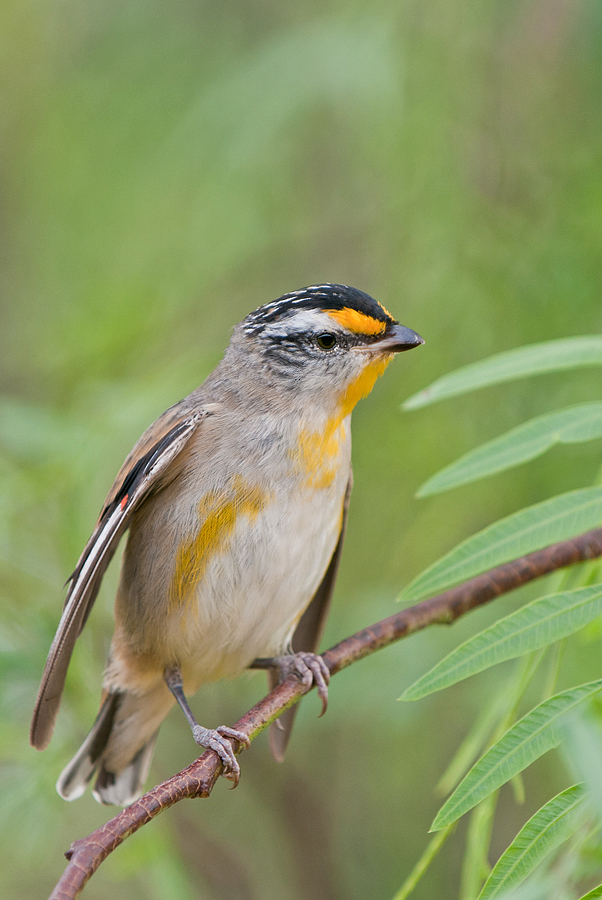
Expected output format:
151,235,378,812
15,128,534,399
2,1,602,898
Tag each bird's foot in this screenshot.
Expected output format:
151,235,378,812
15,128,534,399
256,652,330,716
192,725,251,786
164,665,250,786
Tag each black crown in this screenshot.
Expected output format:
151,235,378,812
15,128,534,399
243,284,393,335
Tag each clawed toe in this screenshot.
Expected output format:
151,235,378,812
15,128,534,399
216,725,250,750
272,652,331,716
192,725,250,786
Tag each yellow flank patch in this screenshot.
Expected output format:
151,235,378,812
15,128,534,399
326,307,387,336
171,476,267,607
292,421,345,490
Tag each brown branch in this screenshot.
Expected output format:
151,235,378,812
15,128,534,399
49,526,602,900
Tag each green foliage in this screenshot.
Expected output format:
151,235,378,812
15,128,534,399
403,338,602,411
431,681,602,831
399,488,602,606
401,586,602,702
578,885,602,900
394,326,602,898
417,403,602,497
477,785,586,900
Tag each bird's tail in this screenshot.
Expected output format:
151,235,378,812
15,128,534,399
57,685,174,806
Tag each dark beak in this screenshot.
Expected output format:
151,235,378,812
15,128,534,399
370,323,425,353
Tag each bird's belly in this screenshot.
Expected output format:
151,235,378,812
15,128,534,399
159,483,345,690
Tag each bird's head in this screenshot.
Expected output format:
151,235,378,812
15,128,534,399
232,284,424,417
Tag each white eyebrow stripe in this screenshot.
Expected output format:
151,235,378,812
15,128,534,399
258,285,340,310
261,308,345,336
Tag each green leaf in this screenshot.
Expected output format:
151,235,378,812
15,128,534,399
401,586,602,701
431,680,602,831
399,488,602,605
403,336,602,410
477,784,586,899
417,403,602,497
578,885,602,900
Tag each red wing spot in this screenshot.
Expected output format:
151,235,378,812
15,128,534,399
120,494,129,510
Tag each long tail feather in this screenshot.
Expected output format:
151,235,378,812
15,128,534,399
56,684,173,806
57,692,122,801
93,732,158,806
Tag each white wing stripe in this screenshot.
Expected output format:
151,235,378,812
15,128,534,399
43,414,204,686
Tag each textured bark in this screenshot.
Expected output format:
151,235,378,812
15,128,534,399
48,527,602,900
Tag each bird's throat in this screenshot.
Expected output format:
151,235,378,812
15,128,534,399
291,354,391,490
337,354,392,421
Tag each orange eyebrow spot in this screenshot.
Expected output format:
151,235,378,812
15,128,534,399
326,308,388,336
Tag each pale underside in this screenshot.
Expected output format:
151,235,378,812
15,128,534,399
105,412,352,698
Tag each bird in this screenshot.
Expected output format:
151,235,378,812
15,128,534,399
30,283,423,806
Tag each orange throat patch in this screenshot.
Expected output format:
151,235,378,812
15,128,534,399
291,354,392,489
338,354,392,420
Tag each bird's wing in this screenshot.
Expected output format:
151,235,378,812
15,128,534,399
269,474,352,762
30,406,208,750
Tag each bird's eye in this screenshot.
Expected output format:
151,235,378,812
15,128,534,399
316,333,337,350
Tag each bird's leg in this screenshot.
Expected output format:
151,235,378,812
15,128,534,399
163,666,250,785
250,652,330,716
